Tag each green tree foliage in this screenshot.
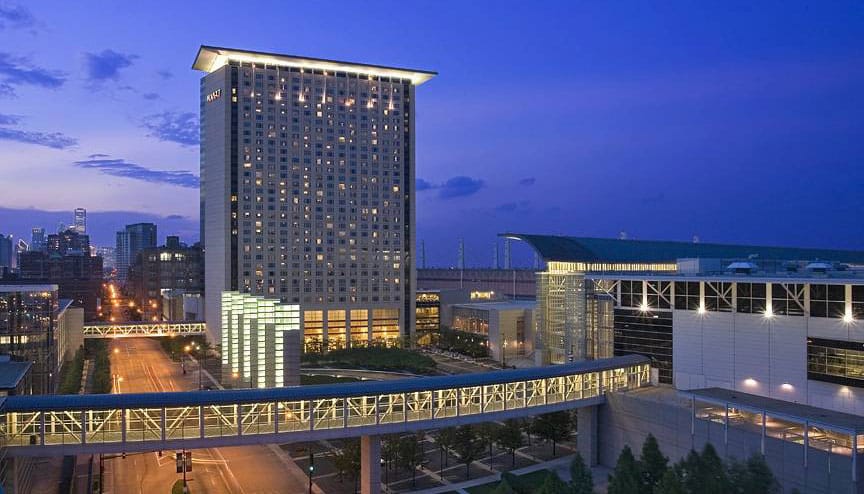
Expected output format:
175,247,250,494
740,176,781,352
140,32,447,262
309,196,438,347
536,472,570,494
477,422,499,466
492,472,521,494
727,454,780,494
607,445,641,494
434,428,457,469
300,346,437,374
569,452,594,494
495,419,524,467
454,425,484,480
333,438,361,484
397,433,426,487
86,340,112,394
639,433,668,492
531,411,572,456
654,468,685,494
57,347,85,394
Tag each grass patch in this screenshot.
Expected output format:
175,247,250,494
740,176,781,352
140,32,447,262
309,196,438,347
301,374,361,385
466,469,558,494
57,347,85,394
302,347,436,374
171,479,187,494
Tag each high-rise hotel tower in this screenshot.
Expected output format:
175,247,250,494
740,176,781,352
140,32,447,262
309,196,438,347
194,46,435,349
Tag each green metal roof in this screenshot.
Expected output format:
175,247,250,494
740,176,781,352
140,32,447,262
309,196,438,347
501,233,864,264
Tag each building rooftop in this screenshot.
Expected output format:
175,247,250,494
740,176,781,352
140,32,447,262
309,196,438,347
0,359,31,390
502,233,864,265
192,45,437,85
0,283,58,293
452,300,537,311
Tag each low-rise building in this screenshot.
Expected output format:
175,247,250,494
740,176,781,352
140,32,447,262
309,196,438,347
449,300,536,363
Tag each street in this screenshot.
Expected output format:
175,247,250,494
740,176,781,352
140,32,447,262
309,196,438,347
102,337,312,494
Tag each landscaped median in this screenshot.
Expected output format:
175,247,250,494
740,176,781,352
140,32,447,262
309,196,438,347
302,346,437,374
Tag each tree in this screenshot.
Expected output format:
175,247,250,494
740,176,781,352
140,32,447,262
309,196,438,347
654,468,685,494
453,425,484,480
495,419,524,467
639,434,668,492
397,433,426,488
727,454,779,494
520,418,533,447
381,434,400,484
532,411,572,456
607,445,641,494
434,428,456,471
333,438,361,490
477,422,499,467
536,472,570,494
569,452,593,494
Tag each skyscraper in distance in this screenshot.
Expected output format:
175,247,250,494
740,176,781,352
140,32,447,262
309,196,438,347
115,223,157,284
73,208,87,233
31,228,46,252
194,45,435,348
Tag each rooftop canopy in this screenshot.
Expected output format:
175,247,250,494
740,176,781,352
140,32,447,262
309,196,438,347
192,45,436,85
501,233,864,265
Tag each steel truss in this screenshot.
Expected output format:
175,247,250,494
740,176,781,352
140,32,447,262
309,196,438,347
81,322,206,338
2,359,651,456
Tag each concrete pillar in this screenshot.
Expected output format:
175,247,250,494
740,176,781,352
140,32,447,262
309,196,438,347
360,435,382,494
577,405,598,466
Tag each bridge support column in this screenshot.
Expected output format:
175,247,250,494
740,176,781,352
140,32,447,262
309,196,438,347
360,435,382,494
577,405,598,466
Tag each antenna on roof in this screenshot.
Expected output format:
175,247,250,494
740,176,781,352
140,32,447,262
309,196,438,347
492,242,499,269
504,239,512,269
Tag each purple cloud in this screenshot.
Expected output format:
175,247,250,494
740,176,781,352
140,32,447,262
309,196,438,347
416,178,435,191
0,3,34,30
438,176,484,199
0,52,65,97
84,49,137,81
73,157,199,188
141,111,199,147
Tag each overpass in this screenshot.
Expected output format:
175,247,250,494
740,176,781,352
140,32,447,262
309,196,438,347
1,355,650,493
81,321,206,338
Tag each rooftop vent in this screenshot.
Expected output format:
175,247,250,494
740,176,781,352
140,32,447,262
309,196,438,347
805,261,832,273
727,261,758,274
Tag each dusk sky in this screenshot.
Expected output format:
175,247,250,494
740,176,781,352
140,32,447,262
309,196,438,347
1,1,862,267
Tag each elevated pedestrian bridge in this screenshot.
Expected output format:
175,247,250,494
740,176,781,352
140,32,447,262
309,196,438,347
81,321,206,338
1,355,650,457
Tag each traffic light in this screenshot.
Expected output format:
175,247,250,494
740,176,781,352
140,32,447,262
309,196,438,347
185,451,192,472
176,453,183,473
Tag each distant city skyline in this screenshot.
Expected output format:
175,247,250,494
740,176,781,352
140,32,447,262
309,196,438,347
1,1,863,268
